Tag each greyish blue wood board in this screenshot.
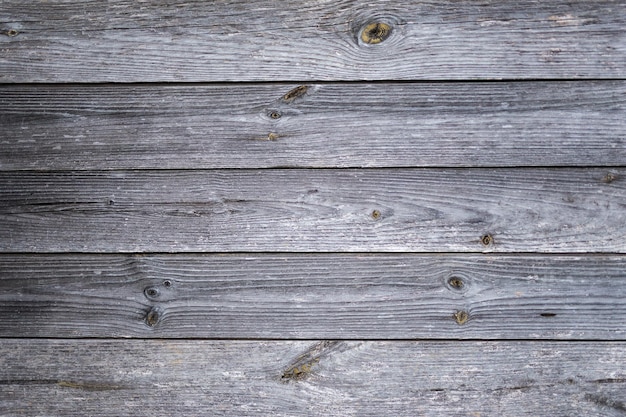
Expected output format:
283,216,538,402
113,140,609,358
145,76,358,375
0,0,625,415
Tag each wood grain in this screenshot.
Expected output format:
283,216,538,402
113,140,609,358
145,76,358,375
0,254,625,339
1,81,624,170
1,339,625,416
0,0,624,82
0,169,623,253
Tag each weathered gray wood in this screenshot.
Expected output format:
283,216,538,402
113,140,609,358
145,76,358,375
1,339,625,416
0,254,625,339
0,0,624,82
0,169,623,253
1,81,624,170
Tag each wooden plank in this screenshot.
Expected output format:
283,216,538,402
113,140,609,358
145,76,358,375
1,81,624,170
0,254,625,339
0,169,624,253
1,339,625,416
0,0,624,82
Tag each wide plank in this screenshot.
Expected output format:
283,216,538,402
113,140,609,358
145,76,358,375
1,82,624,170
0,169,623,253
0,0,624,82
0,254,625,339
1,339,625,416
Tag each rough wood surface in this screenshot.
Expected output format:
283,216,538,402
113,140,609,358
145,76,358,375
0,254,625,339
1,339,625,416
1,0,624,82
1,81,624,170
0,169,623,253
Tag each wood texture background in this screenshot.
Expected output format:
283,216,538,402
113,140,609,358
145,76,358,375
1,254,625,339
1,82,624,170
0,0,624,82
1,340,625,416
1,169,623,253
1,0,624,415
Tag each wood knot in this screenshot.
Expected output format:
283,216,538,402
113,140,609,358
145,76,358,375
481,234,493,246
602,172,617,183
282,85,308,103
5,29,19,37
360,22,392,44
371,209,381,220
268,110,282,120
144,286,160,299
447,277,464,290
453,310,469,325
145,308,160,327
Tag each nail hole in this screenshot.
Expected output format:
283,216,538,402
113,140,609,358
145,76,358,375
360,22,392,44
163,280,172,288
6,29,19,37
268,110,282,120
144,287,160,299
108,199,115,206
371,209,381,220
145,308,160,327
448,277,464,289
481,234,493,246
540,313,557,317
453,310,469,325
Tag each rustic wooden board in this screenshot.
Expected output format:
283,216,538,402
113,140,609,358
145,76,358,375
1,81,624,170
1,339,625,416
0,168,623,253
1,0,624,82
0,254,625,339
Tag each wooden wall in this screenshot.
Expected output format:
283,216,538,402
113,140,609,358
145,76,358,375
1,0,625,415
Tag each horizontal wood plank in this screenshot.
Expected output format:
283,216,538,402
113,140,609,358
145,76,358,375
0,254,625,339
0,169,624,253
0,0,624,82
1,339,625,416
1,81,624,170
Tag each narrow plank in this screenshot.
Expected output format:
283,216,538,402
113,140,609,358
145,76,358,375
0,254,625,339
0,169,624,253
1,82,624,170
1,339,625,416
0,0,624,82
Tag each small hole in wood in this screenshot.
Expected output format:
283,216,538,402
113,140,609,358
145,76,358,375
6,29,19,37
371,209,381,220
448,277,464,289
269,110,282,120
360,22,392,44
163,280,172,288
453,310,469,325
481,234,493,246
